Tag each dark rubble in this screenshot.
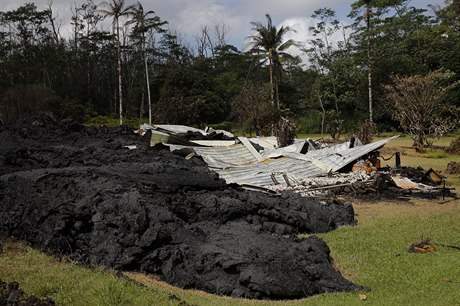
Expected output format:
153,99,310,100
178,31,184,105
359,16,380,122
0,117,365,299
0,278,55,305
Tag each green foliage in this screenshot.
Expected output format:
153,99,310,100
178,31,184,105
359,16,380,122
247,14,295,108
295,113,322,134
0,0,459,131
325,109,344,139
56,98,97,122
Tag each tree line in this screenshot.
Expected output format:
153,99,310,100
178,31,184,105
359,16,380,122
0,0,459,145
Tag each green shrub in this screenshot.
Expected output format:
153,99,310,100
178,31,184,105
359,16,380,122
208,121,234,132
295,112,322,134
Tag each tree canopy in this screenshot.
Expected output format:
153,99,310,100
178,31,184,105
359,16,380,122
0,0,459,142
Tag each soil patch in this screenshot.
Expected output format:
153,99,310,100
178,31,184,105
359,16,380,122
0,117,364,299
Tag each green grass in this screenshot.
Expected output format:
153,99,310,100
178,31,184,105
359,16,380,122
0,243,178,305
84,115,148,128
312,201,460,305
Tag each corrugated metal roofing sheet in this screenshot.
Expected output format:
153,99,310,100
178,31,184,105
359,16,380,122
169,136,398,186
154,124,207,135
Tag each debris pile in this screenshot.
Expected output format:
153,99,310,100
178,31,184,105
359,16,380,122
446,161,460,174
269,167,453,200
270,171,378,198
142,125,454,200
0,117,365,300
408,238,436,254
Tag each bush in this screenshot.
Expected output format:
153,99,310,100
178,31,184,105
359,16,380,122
446,136,460,154
56,98,97,122
208,121,234,132
295,112,322,134
0,84,60,123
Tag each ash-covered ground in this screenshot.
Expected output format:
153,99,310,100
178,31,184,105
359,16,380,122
0,116,366,299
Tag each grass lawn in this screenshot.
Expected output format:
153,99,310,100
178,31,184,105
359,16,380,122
1,135,459,305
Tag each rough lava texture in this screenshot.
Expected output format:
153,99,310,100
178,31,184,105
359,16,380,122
0,116,364,299
0,279,55,305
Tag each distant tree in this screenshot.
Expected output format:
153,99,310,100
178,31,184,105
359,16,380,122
128,2,166,124
154,94,205,125
248,14,295,108
348,0,435,128
231,82,278,135
0,3,55,86
100,0,134,125
384,69,459,147
304,7,349,137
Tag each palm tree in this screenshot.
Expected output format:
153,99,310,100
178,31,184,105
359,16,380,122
100,0,134,125
127,2,166,125
248,14,295,108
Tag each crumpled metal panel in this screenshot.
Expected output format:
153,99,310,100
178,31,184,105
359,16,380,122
169,136,398,186
141,124,207,135
391,176,434,191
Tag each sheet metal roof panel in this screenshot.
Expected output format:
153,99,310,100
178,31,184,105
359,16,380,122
170,136,398,186
248,136,278,150
167,144,257,169
192,144,258,168
323,136,398,171
212,157,325,185
154,124,207,135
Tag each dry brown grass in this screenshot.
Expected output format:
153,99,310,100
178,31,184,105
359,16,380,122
121,272,307,306
352,198,460,227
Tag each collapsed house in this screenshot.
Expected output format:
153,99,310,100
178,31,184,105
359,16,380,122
137,124,452,199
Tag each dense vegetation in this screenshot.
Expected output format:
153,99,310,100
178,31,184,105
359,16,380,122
0,0,459,137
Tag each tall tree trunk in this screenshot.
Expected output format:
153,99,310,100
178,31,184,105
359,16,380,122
318,88,325,136
366,2,373,123
268,48,275,107
140,82,145,119
117,18,123,125
275,79,280,109
143,33,152,125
